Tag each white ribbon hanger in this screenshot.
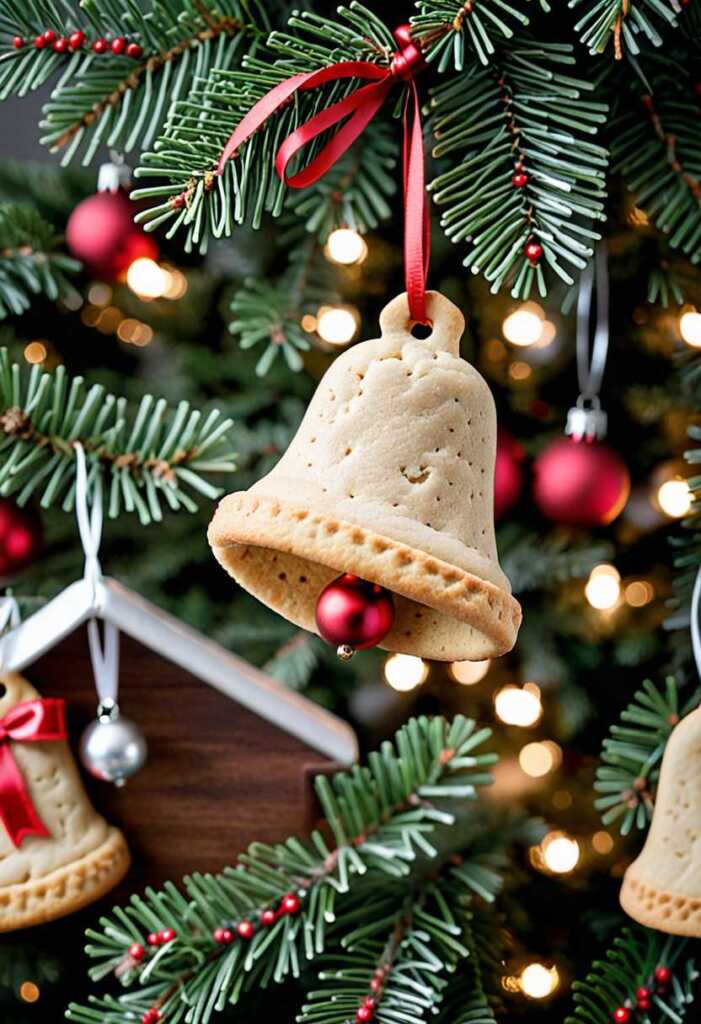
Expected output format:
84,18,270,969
75,445,121,720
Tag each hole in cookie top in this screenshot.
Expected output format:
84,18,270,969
411,321,433,340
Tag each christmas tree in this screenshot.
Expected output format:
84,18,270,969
0,0,700,1021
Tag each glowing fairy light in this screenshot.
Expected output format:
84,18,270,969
541,832,580,874
502,304,545,347
519,741,561,778
450,659,490,685
584,564,621,611
519,963,560,999
126,257,169,299
316,305,358,346
680,310,701,348
384,654,428,692
657,478,692,519
494,684,542,727
325,228,368,266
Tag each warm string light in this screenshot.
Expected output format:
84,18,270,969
502,302,556,351
679,308,701,348
624,580,655,607
316,305,359,346
494,683,542,727
657,478,692,518
384,653,428,692
519,740,562,778
324,228,368,266
125,258,188,301
519,963,560,1000
584,563,621,611
534,831,581,874
450,659,490,685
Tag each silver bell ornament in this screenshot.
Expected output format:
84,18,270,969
80,699,147,787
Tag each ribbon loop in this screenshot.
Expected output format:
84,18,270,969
0,698,66,846
216,23,429,324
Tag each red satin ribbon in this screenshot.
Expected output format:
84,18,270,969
0,698,66,847
216,24,430,323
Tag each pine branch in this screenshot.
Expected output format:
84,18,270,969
411,0,532,70
66,716,499,1024
131,4,399,252
594,677,701,835
0,0,267,165
566,927,698,1024
570,0,682,59
0,203,80,318
498,524,614,594
612,60,701,266
428,40,609,299
0,350,236,523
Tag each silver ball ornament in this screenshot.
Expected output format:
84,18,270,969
80,700,147,787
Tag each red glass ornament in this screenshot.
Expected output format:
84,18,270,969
316,574,395,652
512,172,529,188
494,428,524,520
12,36,24,49
53,37,69,53
655,966,672,985
533,437,630,527
42,29,56,43
92,38,108,53
66,189,158,281
160,928,177,943
612,1010,630,1024
129,943,145,961
127,42,143,59
260,909,277,927
111,36,127,54
525,240,543,263
69,30,86,49
0,500,41,574
237,920,254,940
281,892,301,915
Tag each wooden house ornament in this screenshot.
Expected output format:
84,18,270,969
0,575,358,934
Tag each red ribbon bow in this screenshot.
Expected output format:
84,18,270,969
0,698,66,847
217,24,430,324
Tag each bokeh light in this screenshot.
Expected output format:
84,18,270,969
316,305,358,346
584,564,621,610
494,684,542,727
657,478,692,518
541,832,580,874
325,228,368,265
625,580,655,607
502,304,544,347
126,257,169,299
19,980,40,1003
680,309,701,348
519,963,560,999
519,741,561,778
450,659,490,685
384,654,428,692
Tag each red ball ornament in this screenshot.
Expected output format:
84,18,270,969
612,1009,630,1024
66,189,158,281
69,30,86,49
316,574,395,655
533,437,630,527
128,943,145,961
655,966,672,985
525,240,543,263
0,500,41,575
494,428,525,520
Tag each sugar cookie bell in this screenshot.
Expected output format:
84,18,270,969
209,291,521,662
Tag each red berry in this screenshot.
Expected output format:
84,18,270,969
110,36,126,54
260,909,277,927
655,966,672,985
636,987,651,1002
221,929,234,944
43,29,56,43
12,36,24,49
171,193,186,209
53,37,69,53
160,928,176,943
34,35,47,49
213,927,226,944
147,932,161,946
92,38,107,53
357,1008,374,1023
237,920,254,940
129,943,145,962
370,977,381,992
525,240,543,263
281,893,301,915
638,999,651,1011
612,1010,630,1024
69,30,85,49
364,998,376,1009
512,172,529,188
126,42,143,59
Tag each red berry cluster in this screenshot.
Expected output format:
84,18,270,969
212,892,302,946
141,1010,162,1024
356,997,376,1023
147,927,177,947
512,160,529,190
12,29,142,58
612,965,672,1022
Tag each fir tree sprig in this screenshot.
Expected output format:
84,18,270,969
0,202,80,317
569,0,682,59
566,927,697,1024
411,0,531,70
428,40,609,299
65,716,500,1024
594,677,701,835
0,350,236,523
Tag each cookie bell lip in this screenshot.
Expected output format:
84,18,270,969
208,291,521,663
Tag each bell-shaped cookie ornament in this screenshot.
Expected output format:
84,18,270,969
209,292,521,662
620,705,701,936
0,673,130,932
